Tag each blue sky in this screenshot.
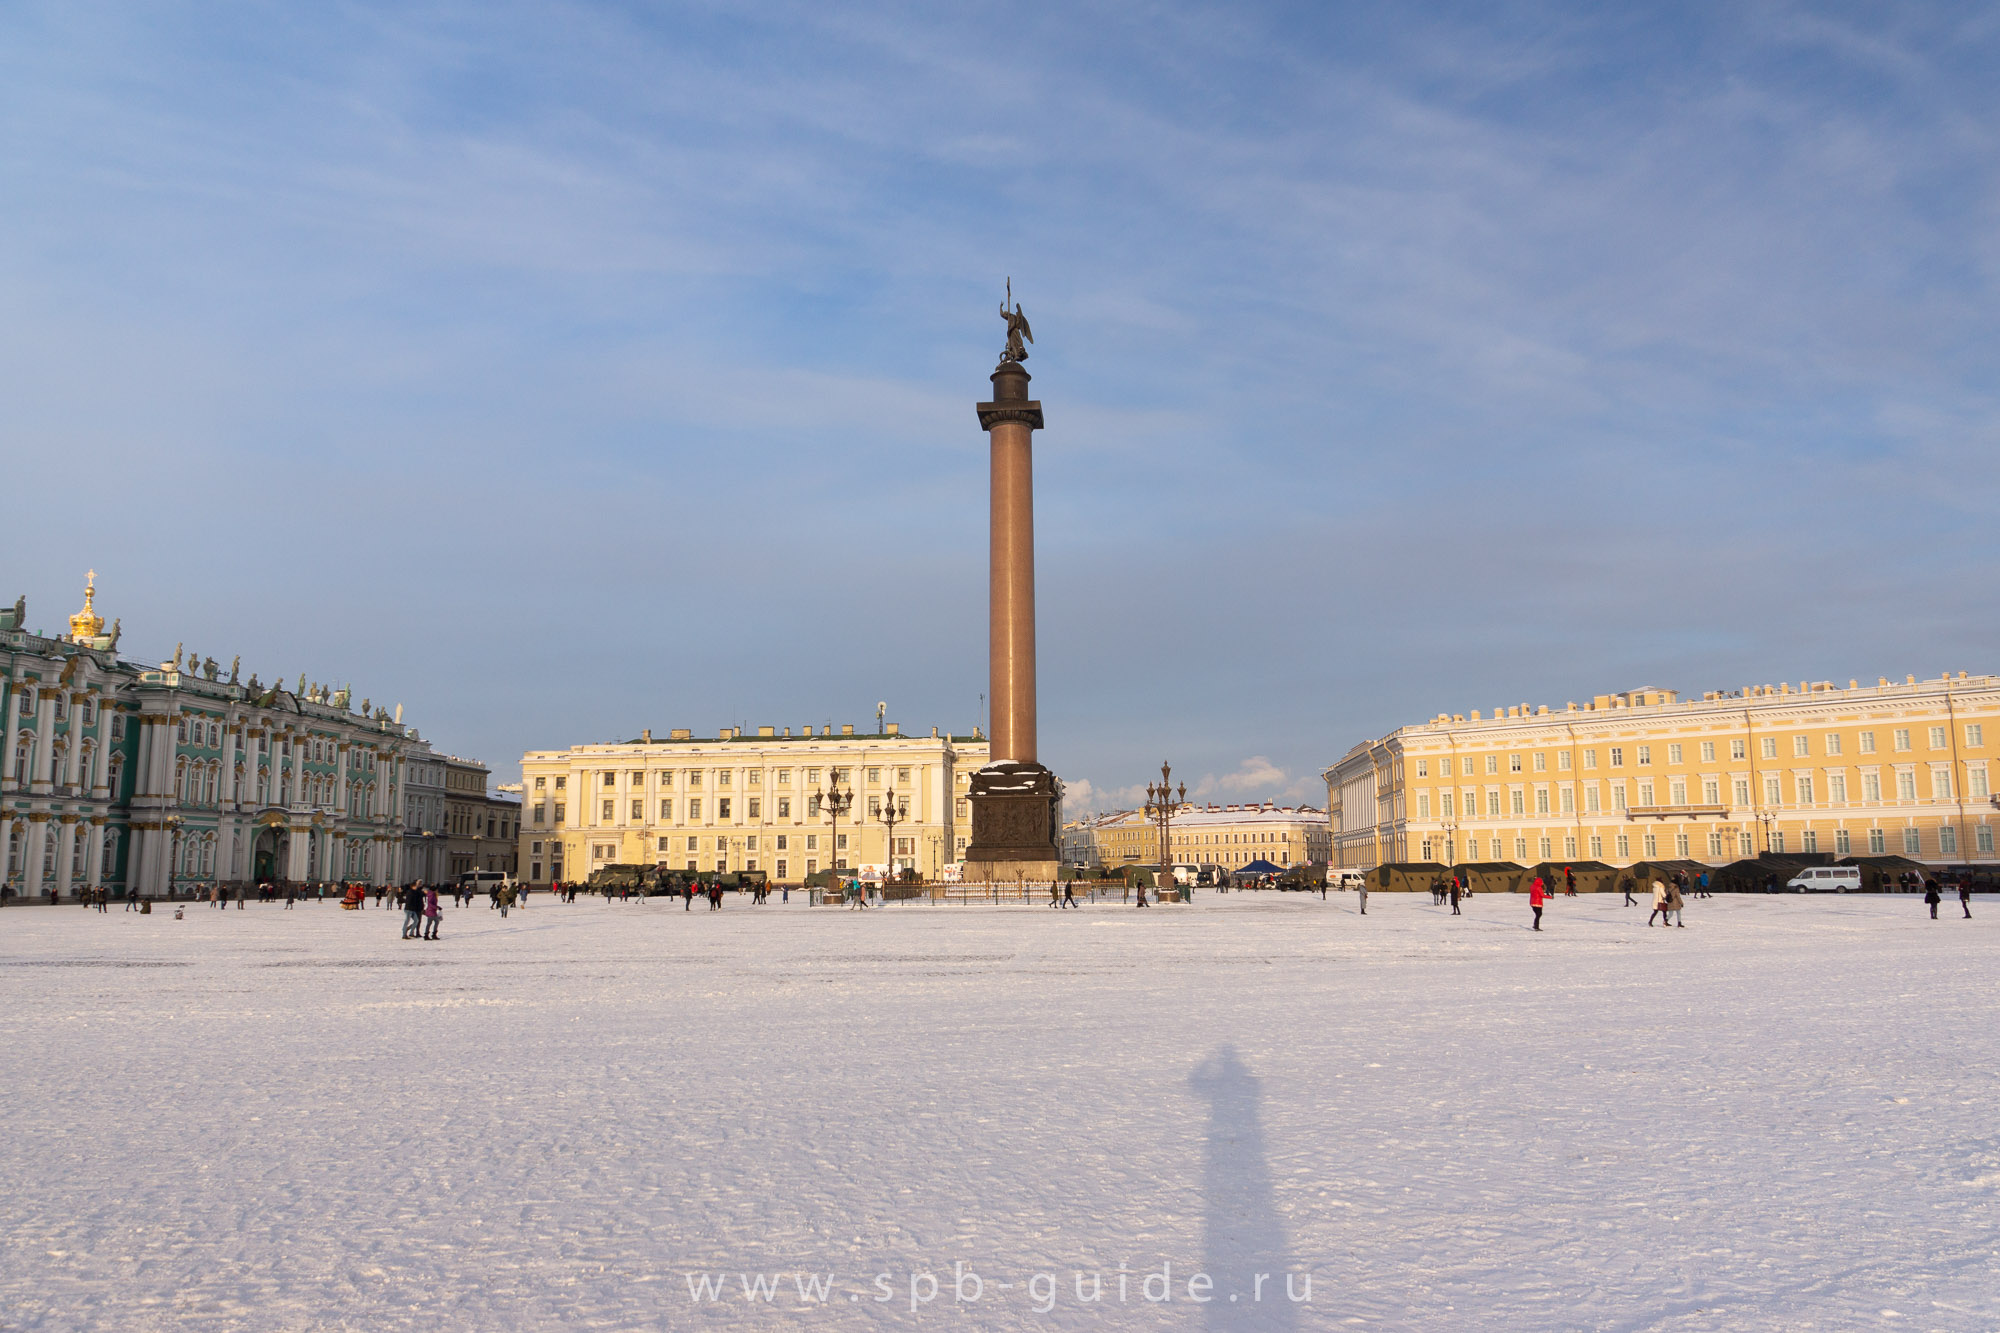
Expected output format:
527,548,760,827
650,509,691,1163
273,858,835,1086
3,1,1995,810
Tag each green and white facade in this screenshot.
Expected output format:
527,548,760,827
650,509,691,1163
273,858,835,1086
3,582,441,900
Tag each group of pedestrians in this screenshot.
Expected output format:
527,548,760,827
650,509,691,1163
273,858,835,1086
1427,874,1466,914
399,883,442,940
1924,878,1973,919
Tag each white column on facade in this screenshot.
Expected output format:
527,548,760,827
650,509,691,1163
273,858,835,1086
83,818,105,889
23,813,50,895
336,743,349,815
63,694,87,789
53,815,78,900
32,690,58,788
90,697,111,795
284,824,311,881
1,680,24,788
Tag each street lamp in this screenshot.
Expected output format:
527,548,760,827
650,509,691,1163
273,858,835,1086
1144,762,1186,886
876,786,905,884
1755,809,1780,856
815,773,854,873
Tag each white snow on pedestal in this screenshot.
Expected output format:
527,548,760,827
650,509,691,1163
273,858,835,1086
1,892,1995,1330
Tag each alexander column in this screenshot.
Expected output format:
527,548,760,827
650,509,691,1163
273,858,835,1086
963,282,1063,883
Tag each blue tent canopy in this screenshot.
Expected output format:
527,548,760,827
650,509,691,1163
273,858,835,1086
1237,859,1282,874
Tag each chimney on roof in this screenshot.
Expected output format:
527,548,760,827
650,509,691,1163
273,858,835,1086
841,724,854,736
641,729,652,743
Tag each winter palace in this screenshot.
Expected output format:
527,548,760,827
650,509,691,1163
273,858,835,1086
2,575,489,900
1325,673,2000,871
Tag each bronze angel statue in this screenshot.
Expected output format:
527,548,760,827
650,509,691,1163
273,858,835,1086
998,278,1032,363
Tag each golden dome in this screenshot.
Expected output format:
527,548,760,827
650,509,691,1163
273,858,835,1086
68,570,104,641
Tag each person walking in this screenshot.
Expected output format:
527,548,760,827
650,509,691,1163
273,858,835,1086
1529,876,1547,931
1621,874,1637,907
1666,877,1685,928
1448,877,1461,916
422,884,441,940
1697,869,1711,899
1357,878,1368,915
1564,866,1576,897
498,881,516,918
1061,882,1078,909
400,884,423,938
1648,877,1669,927
1924,879,1941,920
1959,880,1973,919
284,883,297,910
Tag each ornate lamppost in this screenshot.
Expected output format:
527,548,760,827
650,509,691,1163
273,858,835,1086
876,786,905,885
1144,761,1186,889
815,772,854,873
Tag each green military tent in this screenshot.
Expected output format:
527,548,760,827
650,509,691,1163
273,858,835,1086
1368,862,1450,893
1454,862,1523,895
1521,860,1618,895
1836,855,1927,892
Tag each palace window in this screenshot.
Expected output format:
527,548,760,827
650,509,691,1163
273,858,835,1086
660,799,672,819
1765,777,1781,805
1971,767,1989,798
748,798,761,818
1589,835,1602,858
1967,724,1984,748
658,771,673,787
1582,750,1597,770
777,797,791,818
1894,729,1911,752
1796,777,1814,804
1761,738,1777,760
1416,759,1428,778
1933,769,1953,800
748,770,761,786
718,798,731,819
1670,780,1687,804
1637,746,1652,765
1897,772,1917,801
1485,754,1498,774
1869,828,1886,854
1828,774,1846,802
777,769,791,784
1858,733,1875,754
1509,754,1521,773
1557,751,1571,771
956,798,968,818
534,776,545,789
1533,753,1546,773
1793,735,1809,757
806,834,818,851
1487,790,1501,816
1609,747,1624,767
602,772,615,787
1903,827,1921,855
897,768,911,784
1929,726,1947,750
1704,778,1721,804
776,835,788,851
1979,825,1994,854
1643,834,1657,857
554,776,565,789
1638,782,1654,805
688,798,702,819
689,771,703,787
867,768,880,783
718,771,732,787
553,802,565,822
602,800,614,821
1825,734,1842,756
1535,789,1549,814
1862,773,1880,801
1585,786,1600,813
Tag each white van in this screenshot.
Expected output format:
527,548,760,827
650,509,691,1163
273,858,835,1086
1786,866,1861,893
458,870,515,895
1170,863,1200,886
1331,869,1368,891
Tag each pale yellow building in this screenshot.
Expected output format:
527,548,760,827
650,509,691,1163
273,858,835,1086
518,724,987,884
1325,672,1999,871
1067,803,1330,871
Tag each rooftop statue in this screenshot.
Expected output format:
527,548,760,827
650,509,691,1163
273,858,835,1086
10,595,22,626
998,277,1032,364
204,656,219,680
229,655,239,684
107,619,121,651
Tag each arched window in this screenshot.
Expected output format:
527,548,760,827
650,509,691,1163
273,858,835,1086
108,755,124,794
174,757,187,801
177,718,187,744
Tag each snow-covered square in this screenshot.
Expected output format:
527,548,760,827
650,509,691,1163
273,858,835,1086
1,890,1995,1331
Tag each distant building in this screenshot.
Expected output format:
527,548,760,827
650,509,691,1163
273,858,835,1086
1068,803,1330,870
518,723,988,884
403,749,450,883
1324,674,1999,870
2,574,467,897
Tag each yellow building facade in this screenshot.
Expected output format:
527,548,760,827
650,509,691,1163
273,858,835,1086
1064,803,1331,870
518,725,987,884
1325,673,2000,870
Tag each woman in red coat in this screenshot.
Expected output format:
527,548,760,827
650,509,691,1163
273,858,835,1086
1529,876,1548,931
